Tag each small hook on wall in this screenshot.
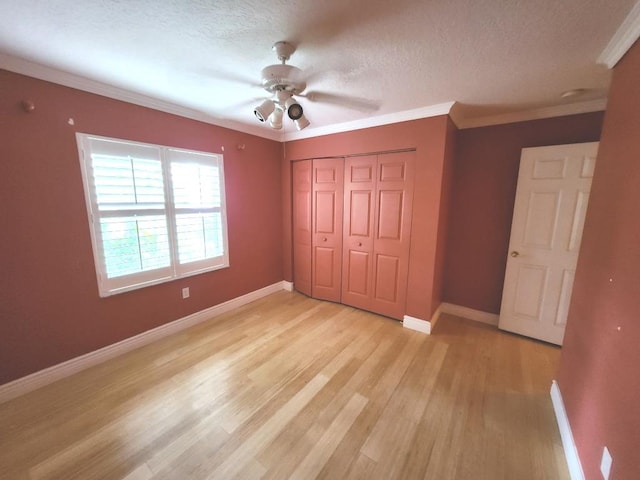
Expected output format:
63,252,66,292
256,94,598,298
21,100,36,113
236,143,246,151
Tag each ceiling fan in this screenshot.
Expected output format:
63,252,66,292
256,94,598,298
251,41,380,131
253,41,310,131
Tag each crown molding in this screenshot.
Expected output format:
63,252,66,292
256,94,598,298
282,102,456,141
598,0,640,68
4,52,454,142
455,98,607,130
447,102,466,129
598,1,640,68
0,53,282,142
1,52,610,141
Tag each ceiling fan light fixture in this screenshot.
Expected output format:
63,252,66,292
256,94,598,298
253,43,312,131
269,107,283,129
285,97,304,120
254,99,275,122
294,114,310,131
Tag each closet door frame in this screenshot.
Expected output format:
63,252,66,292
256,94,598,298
293,150,415,320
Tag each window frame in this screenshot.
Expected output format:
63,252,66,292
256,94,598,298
76,133,230,297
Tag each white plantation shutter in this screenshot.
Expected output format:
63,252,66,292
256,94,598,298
77,134,229,297
168,149,228,275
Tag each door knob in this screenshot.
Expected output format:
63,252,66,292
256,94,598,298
510,251,520,257
323,237,328,242
357,242,362,247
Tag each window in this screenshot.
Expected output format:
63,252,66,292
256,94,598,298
77,134,229,297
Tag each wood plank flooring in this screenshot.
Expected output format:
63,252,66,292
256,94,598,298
0,291,569,479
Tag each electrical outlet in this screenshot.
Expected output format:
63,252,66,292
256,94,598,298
600,446,612,480
182,287,190,299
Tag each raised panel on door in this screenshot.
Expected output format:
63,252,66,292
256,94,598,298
342,155,376,311
312,158,344,302
373,254,400,303
512,264,548,319
522,191,562,249
371,151,415,319
346,250,370,296
292,160,312,296
499,142,598,345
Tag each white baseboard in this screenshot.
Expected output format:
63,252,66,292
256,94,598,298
439,302,499,326
550,380,585,480
0,281,290,404
403,303,498,335
402,315,431,334
282,281,294,292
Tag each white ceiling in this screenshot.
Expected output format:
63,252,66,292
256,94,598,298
0,0,638,141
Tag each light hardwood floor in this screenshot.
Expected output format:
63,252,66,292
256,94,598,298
0,291,569,480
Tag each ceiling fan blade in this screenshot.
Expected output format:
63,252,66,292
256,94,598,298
176,62,263,90
200,68,263,89
220,96,269,112
298,66,332,85
300,91,380,112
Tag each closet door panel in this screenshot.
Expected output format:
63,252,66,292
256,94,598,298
374,254,400,302
377,190,403,239
314,247,336,289
312,158,344,302
371,151,415,319
342,155,377,310
346,250,370,295
349,191,373,236
292,160,312,296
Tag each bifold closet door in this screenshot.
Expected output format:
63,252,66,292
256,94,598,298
342,155,377,311
311,158,344,302
371,151,415,319
342,152,415,319
292,160,312,296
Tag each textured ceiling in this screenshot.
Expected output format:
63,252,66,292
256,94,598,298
0,0,636,140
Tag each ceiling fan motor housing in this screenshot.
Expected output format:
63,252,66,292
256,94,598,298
261,65,306,95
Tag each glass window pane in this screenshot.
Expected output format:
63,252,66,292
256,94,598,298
133,159,166,205
204,212,224,258
171,163,220,208
176,212,223,264
138,216,171,271
100,215,170,278
92,155,165,211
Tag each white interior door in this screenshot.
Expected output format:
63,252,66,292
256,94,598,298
498,142,598,345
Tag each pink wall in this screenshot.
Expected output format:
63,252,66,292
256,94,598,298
431,117,456,310
557,40,640,480
444,112,604,313
0,70,283,384
284,116,451,321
